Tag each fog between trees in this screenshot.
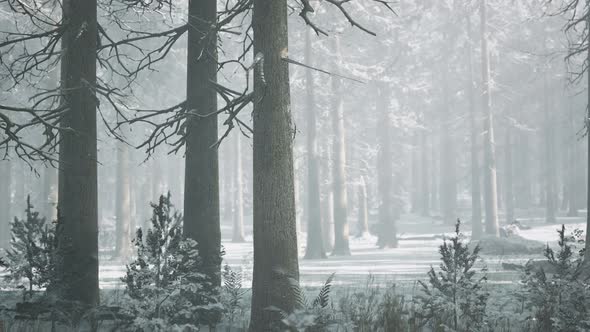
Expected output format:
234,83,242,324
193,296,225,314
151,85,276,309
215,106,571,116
1,0,590,330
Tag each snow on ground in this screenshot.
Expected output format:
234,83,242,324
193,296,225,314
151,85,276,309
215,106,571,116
1,212,583,291
99,213,585,290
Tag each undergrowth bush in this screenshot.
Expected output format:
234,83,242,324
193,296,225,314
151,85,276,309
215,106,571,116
121,193,223,331
220,264,249,329
338,276,382,331
281,273,337,331
522,224,590,331
338,277,417,332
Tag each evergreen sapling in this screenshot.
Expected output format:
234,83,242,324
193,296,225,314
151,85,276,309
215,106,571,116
2,195,56,301
523,224,590,331
417,219,489,331
122,193,223,330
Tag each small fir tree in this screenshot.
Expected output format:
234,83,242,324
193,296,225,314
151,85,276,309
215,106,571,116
3,195,56,301
122,193,222,330
523,225,590,331
417,219,489,331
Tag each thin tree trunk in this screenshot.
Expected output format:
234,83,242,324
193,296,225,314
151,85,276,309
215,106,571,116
129,156,137,234
223,141,233,223
139,165,151,230
331,37,350,256
323,191,335,252
167,156,183,207
0,160,11,249
467,15,482,238
233,134,246,243
183,0,221,287
504,128,515,224
294,149,302,238
14,160,25,216
420,130,430,216
249,1,300,329
152,157,161,200
430,142,439,213
56,0,99,305
480,0,499,236
497,166,503,211
41,68,59,222
304,27,326,259
544,68,557,224
411,135,420,213
357,176,369,236
376,83,397,248
515,132,532,209
440,52,457,226
321,145,335,252
114,140,132,258
43,165,58,221
225,142,235,226
568,98,580,217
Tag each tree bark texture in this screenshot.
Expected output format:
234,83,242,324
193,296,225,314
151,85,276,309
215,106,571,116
56,0,99,305
249,1,300,329
183,0,221,287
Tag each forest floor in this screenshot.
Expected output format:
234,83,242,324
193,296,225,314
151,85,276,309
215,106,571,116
97,211,586,291
0,210,584,292
0,211,586,331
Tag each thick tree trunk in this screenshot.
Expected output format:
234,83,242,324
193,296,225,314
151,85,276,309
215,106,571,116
183,0,221,287
504,128,515,224
0,160,10,249
249,1,300,329
114,140,131,258
585,6,590,261
480,0,499,236
56,0,99,305
331,37,350,256
376,83,398,248
467,16,482,238
232,134,246,243
304,28,326,259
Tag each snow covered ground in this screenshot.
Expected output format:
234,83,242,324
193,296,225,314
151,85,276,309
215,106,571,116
98,213,586,290
1,212,583,292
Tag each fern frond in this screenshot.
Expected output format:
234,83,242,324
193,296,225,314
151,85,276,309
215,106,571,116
288,277,307,309
313,272,335,309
